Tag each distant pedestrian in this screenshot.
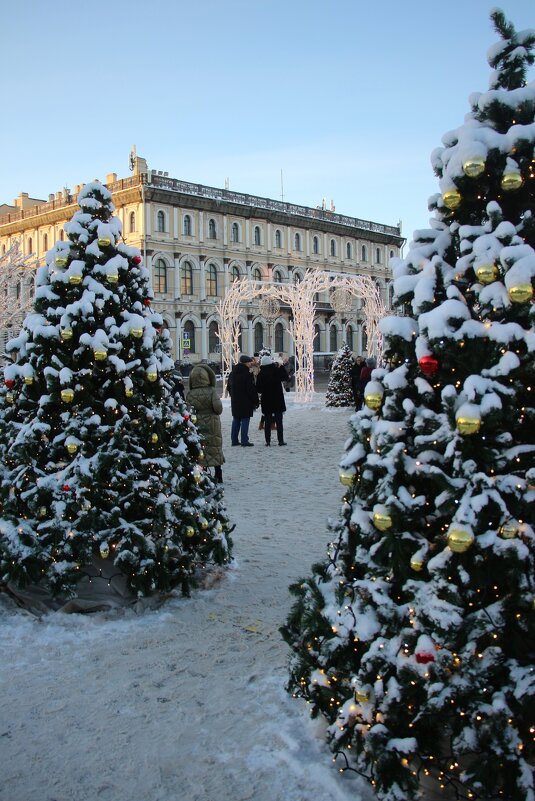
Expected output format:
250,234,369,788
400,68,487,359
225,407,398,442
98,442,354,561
350,355,365,409
359,356,377,398
256,354,289,446
186,364,225,482
226,355,259,447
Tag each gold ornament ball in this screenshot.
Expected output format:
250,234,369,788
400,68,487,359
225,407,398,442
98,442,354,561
198,449,205,460
476,264,499,285
190,414,197,424
5,392,14,404
125,387,134,398
94,349,108,361
456,416,481,436
68,274,83,285
339,468,356,486
165,420,171,428
97,237,112,247
151,433,159,443
410,556,424,572
99,545,110,559
364,392,382,411
66,442,78,454
60,329,73,341
463,157,485,178
60,388,74,403
501,172,523,192
442,188,462,210
373,511,393,531
24,376,34,385
508,284,533,304
147,371,158,382
131,328,143,338
55,256,69,268
499,523,518,539
447,528,474,553
198,517,209,530
355,690,370,703
38,506,47,518
185,526,196,538
107,273,119,284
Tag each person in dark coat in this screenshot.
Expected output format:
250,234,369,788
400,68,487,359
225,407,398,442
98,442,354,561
255,354,289,446
358,356,377,398
226,355,259,447
186,364,225,482
350,355,365,410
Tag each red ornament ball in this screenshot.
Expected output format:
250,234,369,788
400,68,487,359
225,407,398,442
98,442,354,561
418,355,439,377
62,484,70,492
143,298,151,306
132,255,142,265
183,414,189,421
415,652,435,664
4,379,15,389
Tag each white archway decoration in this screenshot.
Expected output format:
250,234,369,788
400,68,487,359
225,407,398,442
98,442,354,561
216,270,386,402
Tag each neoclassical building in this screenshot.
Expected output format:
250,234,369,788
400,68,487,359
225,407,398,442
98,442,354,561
0,154,404,363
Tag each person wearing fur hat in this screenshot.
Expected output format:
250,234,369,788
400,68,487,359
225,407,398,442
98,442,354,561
226,355,259,447
186,363,225,482
255,354,290,446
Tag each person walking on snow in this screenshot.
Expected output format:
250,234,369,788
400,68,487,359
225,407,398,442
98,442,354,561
186,363,225,482
256,354,289,446
226,355,259,447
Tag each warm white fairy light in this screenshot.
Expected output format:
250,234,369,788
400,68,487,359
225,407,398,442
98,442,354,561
217,270,386,402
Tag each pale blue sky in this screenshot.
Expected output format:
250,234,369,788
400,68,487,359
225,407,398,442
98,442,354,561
1,0,533,248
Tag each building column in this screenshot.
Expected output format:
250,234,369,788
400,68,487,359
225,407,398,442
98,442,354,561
246,314,254,356
246,260,252,280
173,207,178,239
174,252,181,300
200,314,208,360
199,255,206,301
174,314,182,361
223,214,228,247
224,258,230,292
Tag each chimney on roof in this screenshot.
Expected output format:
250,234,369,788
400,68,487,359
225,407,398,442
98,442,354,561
106,173,117,184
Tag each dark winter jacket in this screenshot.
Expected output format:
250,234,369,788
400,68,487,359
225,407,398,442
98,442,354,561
256,363,288,414
359,358,376,392
186,365,224,467
227,362,259,419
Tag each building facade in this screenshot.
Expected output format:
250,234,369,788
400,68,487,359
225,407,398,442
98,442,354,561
0,155,405,364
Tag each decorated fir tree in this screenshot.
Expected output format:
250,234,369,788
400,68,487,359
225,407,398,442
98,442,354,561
282,11,535,801
0,182,232,604
326,343,355,407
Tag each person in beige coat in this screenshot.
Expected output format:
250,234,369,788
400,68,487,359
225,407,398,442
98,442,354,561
186,364,225,482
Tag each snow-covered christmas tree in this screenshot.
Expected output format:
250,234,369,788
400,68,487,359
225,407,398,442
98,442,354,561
282,11,535,801
0,182,232,606
326,343,355,407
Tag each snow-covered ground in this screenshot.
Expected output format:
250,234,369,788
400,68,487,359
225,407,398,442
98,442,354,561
0,394,375,801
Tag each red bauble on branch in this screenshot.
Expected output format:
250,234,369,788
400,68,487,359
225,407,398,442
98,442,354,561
143,298,151,306
418,355,439,377
4,379,15,389
415,651,435,664
132,255,142,265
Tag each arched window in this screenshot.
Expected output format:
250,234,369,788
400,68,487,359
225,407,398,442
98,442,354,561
181,261,193,295
183,320,196,353
293,272,302,284
313,324,321,352
183,215,192,236
346,242,352,259
389,249,395,260
312,236,319,254
330,239,336,257
60,229,64,241
27,237,33,254
154,258,168,293
273,270,282,283
376,247,381,264
208,321,219,352
254,322,264,352
252,267,261,282
275,229,282,248
231,265,240,282
16,281,21,300
294,232,301,251
361,244,368,262
208,218,216,239
129,211,136,233
157,210,165,233
330,326,337,351
206,263,218,296
231,222,239,243
274,322,284,353
389,285,395,308
254,226,261,246
43,233,48,252
346,326,354,350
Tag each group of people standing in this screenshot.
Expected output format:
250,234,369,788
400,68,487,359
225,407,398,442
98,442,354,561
227,353,290,447
181,352,292,485
350,354,377,410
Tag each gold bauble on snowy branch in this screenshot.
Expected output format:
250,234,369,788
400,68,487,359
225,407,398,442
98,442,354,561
94,349,108,361
447,527,474,553
508,284,533,303
68,274,83,285
475,264,499,284
372,511,393,531
463,157,486,177
131,328,143,338
442,188,462,209
364,392,382,411
60,388,74,403
501,171,523,191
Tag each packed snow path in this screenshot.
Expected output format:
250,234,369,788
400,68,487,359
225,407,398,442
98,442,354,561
0,397,375,801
